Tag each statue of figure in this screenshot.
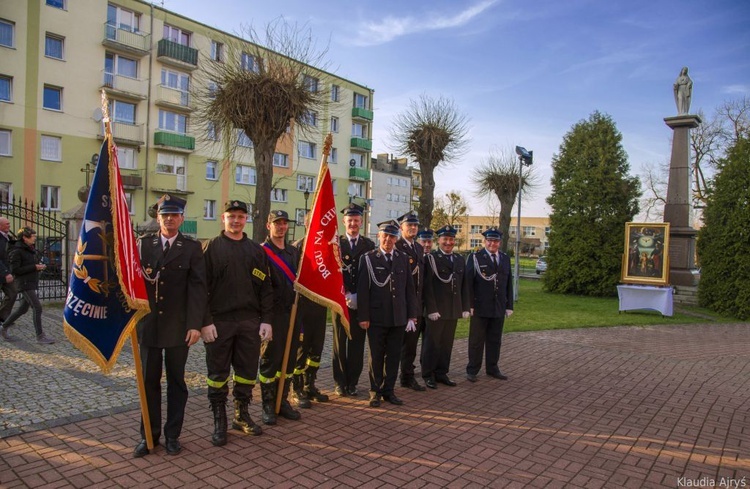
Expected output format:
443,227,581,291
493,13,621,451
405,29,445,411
673,67,693,115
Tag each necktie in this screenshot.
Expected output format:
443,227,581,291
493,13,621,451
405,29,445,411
491,254,497,266
350,238,357,249
385,253,392,264
163,240,171,256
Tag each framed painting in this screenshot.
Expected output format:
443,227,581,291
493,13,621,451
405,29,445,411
621,222,670,286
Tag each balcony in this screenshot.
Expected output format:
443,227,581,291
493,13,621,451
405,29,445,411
412,177,422,189
102,22,150,57
350,137,372,151
351,107,374,121
101,71,147,100
155,85,192,111
99,122,145,145
157,39,198,70
349,167,370,181
154,131,195,152
120,173,143,189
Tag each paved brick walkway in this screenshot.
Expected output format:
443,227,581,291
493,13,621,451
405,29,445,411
1,307,749,488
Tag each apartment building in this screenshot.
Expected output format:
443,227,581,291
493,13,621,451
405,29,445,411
0,0,374,238
454,215,550,255
366,153,415,238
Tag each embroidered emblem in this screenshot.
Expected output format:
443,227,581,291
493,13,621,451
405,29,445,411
252,268,266,280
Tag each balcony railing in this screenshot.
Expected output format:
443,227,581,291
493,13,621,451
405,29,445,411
351,107,374,121
154,131,195,151
102,22,150,56
101,71,147,99
120,173,143,189
155,85,191,109
350,137,373,151
349,167,371,181
100,122,145,145
157,39,198,68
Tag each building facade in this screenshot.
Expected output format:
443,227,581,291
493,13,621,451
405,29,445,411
0,0,373,239
454,215,550,255
366,153,414,238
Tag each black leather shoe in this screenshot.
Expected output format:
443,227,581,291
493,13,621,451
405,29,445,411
334,385,346,396
165,438,182,455
382,394,404,406
487,371,508,380
466,373,478,383
369,395,381,408
437,377,457,387
347,386,360,397
133,439,158,458
402,378,426,391
424,378,437,389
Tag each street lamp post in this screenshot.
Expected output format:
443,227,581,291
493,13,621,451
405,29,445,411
514,146,533,302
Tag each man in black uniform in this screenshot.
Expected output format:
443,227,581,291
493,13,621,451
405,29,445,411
0,217,17,340
201,200,274,446
395,212,426,392
416,228,434,254
135,194,207,457
422,225,471,389
332,203,375,397
258,210,303,425
357,221,419,407
465,228,514,382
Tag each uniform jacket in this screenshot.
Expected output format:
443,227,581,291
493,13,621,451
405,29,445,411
263,238,299,312
395,238,424,305
202,232,273,324
465,249,513,318
0,232,15,277
339,234,375,294
137,232,207,348
8,240,40,291
356,248,418,327
423,250,471,320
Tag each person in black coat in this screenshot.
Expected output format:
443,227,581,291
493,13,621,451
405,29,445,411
1,227,54,344
465,228,514,382
357,221,419,407
134,195,207,458
0,217,18,338
332,203,375,397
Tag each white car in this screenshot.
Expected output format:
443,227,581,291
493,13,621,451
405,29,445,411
535,256,547,274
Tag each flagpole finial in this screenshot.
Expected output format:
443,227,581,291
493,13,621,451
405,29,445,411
322,133,333,158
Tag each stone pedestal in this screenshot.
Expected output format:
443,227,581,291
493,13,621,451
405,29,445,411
663,114,702,286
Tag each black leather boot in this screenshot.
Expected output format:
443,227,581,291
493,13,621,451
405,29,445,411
304,367,329,403
232,399,262,436
260,382,277,426
210,400,227,446
279,377,301,421
291,373,312,408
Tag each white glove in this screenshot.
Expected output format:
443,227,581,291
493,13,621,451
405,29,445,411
259,323,273,341
462,311,471,319
406,319,416,332
427,312,441,321
505,309,514,318
201,324,218,343
345,292,358,310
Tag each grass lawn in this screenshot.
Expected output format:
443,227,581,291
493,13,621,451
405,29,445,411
455,278,737,339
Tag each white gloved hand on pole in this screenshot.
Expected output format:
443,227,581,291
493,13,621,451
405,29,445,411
345,292,358,310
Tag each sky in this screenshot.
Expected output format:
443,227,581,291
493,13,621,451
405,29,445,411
162,0,750,217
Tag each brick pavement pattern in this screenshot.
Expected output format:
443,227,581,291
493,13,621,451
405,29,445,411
1,307,749,488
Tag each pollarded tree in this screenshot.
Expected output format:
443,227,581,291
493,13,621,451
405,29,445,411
194,20,330,241
697,135,750,319
431,191,469,246
545,111,641,296
390,95,469,229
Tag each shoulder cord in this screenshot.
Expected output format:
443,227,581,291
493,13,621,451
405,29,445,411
140,239,161,302
472,254,497,282
365,254,391,288
427,254,453,284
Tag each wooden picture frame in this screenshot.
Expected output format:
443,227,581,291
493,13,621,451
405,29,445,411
621,222,670,286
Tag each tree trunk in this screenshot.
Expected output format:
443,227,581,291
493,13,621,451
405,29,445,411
418,162,436,229
253,143,275,242
497,192,517,255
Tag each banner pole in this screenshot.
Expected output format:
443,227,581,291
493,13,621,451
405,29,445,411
130,330,154,450
275,293,300,414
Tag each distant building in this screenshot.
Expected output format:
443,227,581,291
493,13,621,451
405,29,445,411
454,215,550,256
367,154,414,238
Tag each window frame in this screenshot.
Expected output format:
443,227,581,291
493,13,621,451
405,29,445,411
116,145,137,169
110,99,137,125
330,116,339,133
158,109,187,134
354,92,369,109
270,188,288,202
40,135,62,162
0,129,11,156
205,160,218,181
298,141,316,159
235,164,256,185
43,85,63,111
107,4,140,33
155,152,186,175
0,182,13,204
272,153,289,168
296,175,316,192
44,33,64,60
210,40,224,62
46,0,66,10
0,19,14,49
204,199,217,220
303,75,319,93
0,75,11,102
237,130,253,148
241,52,257,72
330,84,340,102
163,24,191,46
330,147,338,164
41,185,61,210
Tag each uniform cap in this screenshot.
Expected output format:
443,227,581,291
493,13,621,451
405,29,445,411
153,194,186,215
341,203,364,216
268,209,290,223
224,200,248,213
481,227,503,240
397,211,420,225
377,220,400,237
416,228,434,240
436,225,457,237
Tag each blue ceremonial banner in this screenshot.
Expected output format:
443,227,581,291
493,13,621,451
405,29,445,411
63,134,150,373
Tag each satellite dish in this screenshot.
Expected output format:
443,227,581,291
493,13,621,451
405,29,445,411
349,159,356,167
92,108,103,122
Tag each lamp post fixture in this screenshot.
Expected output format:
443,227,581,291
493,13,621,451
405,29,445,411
514,146,533,302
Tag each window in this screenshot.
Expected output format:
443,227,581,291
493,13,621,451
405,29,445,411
270,188,288,202
297,175,315,192
303,75,319,92
0,20,14,48
523,226,536,236
0,129,11,156
204,200,216,220
386,193,392,202
207,122,219,141
349,182,364,198
470,225,483,234
330,116,339,133
235,165,256,185
161,68,189,91
331,84,340,102
237,130,253,148
454,224,463,234
330,147,338,164
273,153,289,168
110,100,136,124
117,146,136,169
352,122,367,138
470,239,482,248
0,76,10,102
350,153,364,167
105,52,138,82
44,33,64,60
331,178,337,195
295,209,307,226
158,109,187,134
124,192,135,215
210,41,224,62
206,160,217,180
300,111,317,126
156,152,186,175
41,185,60,210
163,24,191,46
545,226,551,236
43,85,62,111
354,93,369,109
41,135,62,161
400,195,407,203
46,0,65,9
0,182,12,204
107,4,140,33
298,141,316,159
241,52,257,72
